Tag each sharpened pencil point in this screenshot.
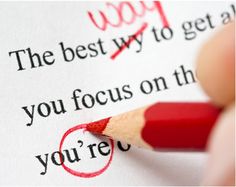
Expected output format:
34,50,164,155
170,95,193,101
86,117,110,134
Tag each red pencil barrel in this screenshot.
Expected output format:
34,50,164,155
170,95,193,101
142,102,221,150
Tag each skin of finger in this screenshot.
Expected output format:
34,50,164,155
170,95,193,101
202,104,235,186
196,22,235,106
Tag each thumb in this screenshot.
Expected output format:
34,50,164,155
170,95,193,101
202,104,235,186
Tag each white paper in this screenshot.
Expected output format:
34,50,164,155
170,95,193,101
0,1,234,185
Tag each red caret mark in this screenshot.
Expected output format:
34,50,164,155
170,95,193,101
59,124,114,178
110,22,148,60
87,1,169,60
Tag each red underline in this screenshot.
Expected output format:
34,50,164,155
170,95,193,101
110,22,148,60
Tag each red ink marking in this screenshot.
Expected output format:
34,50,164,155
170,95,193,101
153,1,169,27
87,1,169,31
87,1,170,60
110,22,148,60
59,124,114,178
142,103,221,150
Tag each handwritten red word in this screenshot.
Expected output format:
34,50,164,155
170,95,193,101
88,1,169,31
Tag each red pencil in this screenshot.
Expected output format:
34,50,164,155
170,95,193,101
86,102,221,151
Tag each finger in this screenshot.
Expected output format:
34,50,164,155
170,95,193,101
202,104,235,186
196,22,235,106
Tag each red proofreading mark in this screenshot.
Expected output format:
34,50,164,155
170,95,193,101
59,124,114,178
110,22,148,60
87,1,169,31
154,1,169,27
87,1,169,60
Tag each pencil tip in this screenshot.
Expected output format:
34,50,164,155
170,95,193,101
86,117,110,134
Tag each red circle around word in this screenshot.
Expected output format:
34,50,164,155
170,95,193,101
59,124,114,178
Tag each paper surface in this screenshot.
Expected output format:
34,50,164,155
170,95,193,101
0,1,234,185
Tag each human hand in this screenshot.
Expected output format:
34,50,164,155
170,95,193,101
197,21,235,186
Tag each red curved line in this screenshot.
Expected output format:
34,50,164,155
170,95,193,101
87,11,107,31
59,124,114,178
